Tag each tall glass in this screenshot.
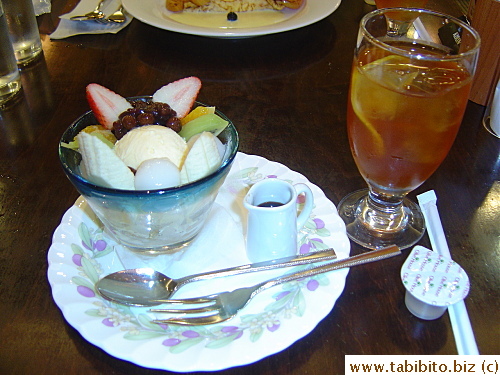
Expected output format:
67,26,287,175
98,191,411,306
0,1,21,105
338,8,480,250
2,0,43,65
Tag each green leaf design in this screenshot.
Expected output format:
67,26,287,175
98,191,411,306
293,290,306,317
71,276,95,289
304,220,317,229
315,273,330,286
85,309,104,317
169,337,205,354
71,243,84,255
240,313,259,324
234,167,258,180
78,223,93,251
137,314,163,331
81,257,100,284
93,245,114,258
315,228,331,237
249,328,264,342
264,293,293,312
124,331,166,340
112,304,135,316
205,333,239,349
310,240,331,250
281,279,301,290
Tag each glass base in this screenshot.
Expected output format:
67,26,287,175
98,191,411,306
117,236,195,256
337,189,425,250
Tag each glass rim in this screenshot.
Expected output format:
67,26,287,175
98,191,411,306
360,7,481,61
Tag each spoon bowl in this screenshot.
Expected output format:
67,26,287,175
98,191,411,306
98,268,174,306
70,0,106,21
107,7,126,23
96,7,127,24
96,248,338,306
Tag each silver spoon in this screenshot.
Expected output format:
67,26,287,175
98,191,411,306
96,248,337,306
70,0,106,21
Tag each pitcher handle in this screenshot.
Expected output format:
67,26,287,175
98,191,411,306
294,183,314,230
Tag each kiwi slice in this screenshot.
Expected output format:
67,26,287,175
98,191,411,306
178,113,229,141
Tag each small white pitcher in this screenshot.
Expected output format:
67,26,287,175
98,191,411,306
243,179,314,263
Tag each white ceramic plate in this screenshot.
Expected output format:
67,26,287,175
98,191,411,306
122,0,342,38
48,152,350,372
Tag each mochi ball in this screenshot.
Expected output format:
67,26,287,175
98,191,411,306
134,157,181,190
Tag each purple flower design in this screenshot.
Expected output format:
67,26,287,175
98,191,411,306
72,254,83,266
300,237,325,254
102,318,115,327
221,326,239,333
313,218,325,229
307,279,319,291
82,238,107,252
182,330,200,338
220,326,243,339
77,285,95,298
267,324,280,332
299,243,312,254
163,338,182,347
94,239,107,251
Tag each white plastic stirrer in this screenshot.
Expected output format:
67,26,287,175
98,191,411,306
417,190,480,355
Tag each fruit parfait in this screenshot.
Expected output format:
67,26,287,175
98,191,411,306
59,77,239,255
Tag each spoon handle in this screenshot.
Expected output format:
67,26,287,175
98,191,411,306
175,248,337,288
256,245,401,294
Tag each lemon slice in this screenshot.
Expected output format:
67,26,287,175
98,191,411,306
181,106,216,125
350,68,385,156
351,55,416,155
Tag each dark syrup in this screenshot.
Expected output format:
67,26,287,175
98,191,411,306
257,201,284,208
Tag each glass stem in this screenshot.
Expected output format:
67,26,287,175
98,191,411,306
359,189,408,233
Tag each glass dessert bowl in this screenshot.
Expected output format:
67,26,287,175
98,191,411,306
59,98,239,255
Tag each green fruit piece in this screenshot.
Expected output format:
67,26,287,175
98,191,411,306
61,126,116,150
178,113,229,141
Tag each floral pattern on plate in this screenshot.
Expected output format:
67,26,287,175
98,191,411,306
48,152,350,372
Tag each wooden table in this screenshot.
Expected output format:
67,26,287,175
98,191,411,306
1,0,498,373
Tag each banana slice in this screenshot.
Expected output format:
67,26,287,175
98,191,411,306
180,132,222,184
77,132,135,190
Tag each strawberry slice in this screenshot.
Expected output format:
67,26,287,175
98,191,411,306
86,83,132,130
152,76,202,119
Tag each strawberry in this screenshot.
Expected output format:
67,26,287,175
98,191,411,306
152,76,202,119
86,83,132,130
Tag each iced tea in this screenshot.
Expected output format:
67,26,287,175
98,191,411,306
347,42,472,195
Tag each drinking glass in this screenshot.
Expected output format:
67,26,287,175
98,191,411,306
2,0,43,65
337,8,480,250
0,1,21,104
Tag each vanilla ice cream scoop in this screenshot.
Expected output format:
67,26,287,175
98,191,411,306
114,125,187,170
